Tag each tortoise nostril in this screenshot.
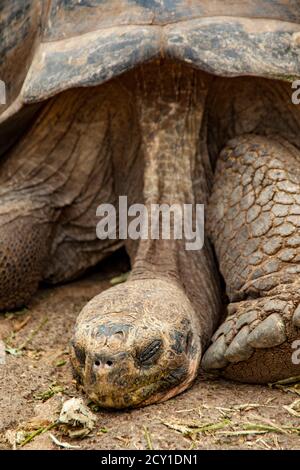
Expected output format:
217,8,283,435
94,358,114,368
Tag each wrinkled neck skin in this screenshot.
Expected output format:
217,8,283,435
119,62,221,348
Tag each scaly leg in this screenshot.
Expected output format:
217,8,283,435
203,134,300,382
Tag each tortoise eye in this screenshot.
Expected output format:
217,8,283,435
185,331,193,354
137,339,163,366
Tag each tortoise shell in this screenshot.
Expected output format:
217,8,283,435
1,0,300,124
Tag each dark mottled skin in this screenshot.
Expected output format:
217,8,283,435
0,2,300,408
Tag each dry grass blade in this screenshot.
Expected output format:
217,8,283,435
163,419,231,436
5,346,22,357
269,376,300,387
20,422,58,447
143,426,154,450
13,315,32,332
6,317,49,356
269,376,300,395
49,433,80,449
283,399,300,418
243,421,300,435
242,422,288,434
218,430,268,436
109,272,130,285
18,317,48,350
34,384,64,402
164,412,300,442
216,403,266,414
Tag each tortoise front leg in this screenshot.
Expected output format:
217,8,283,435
203,134,300,382
0,197,55,310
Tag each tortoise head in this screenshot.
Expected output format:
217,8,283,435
70,279,201,409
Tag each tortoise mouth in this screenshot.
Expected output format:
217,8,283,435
80,352,200,410
71,342,201,409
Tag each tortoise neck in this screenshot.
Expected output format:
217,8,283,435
125,62,208,277
122,62,220,345
136,62,208,206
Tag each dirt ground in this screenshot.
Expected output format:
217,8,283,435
0,253,300,451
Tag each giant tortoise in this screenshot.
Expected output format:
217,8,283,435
1,0,300,408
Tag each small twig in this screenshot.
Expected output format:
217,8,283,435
256,438,272,450
49,433,80,449
18,317,48,351
20,422,58,447
13,315,32,332
175,407,199,414
269,376,300,388
163,418,231,436
143,426,154,450
218,430,268,437
243,422,300,435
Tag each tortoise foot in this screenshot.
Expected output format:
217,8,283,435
202,284,300,383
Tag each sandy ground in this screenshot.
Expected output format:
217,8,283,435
0,253,300,451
